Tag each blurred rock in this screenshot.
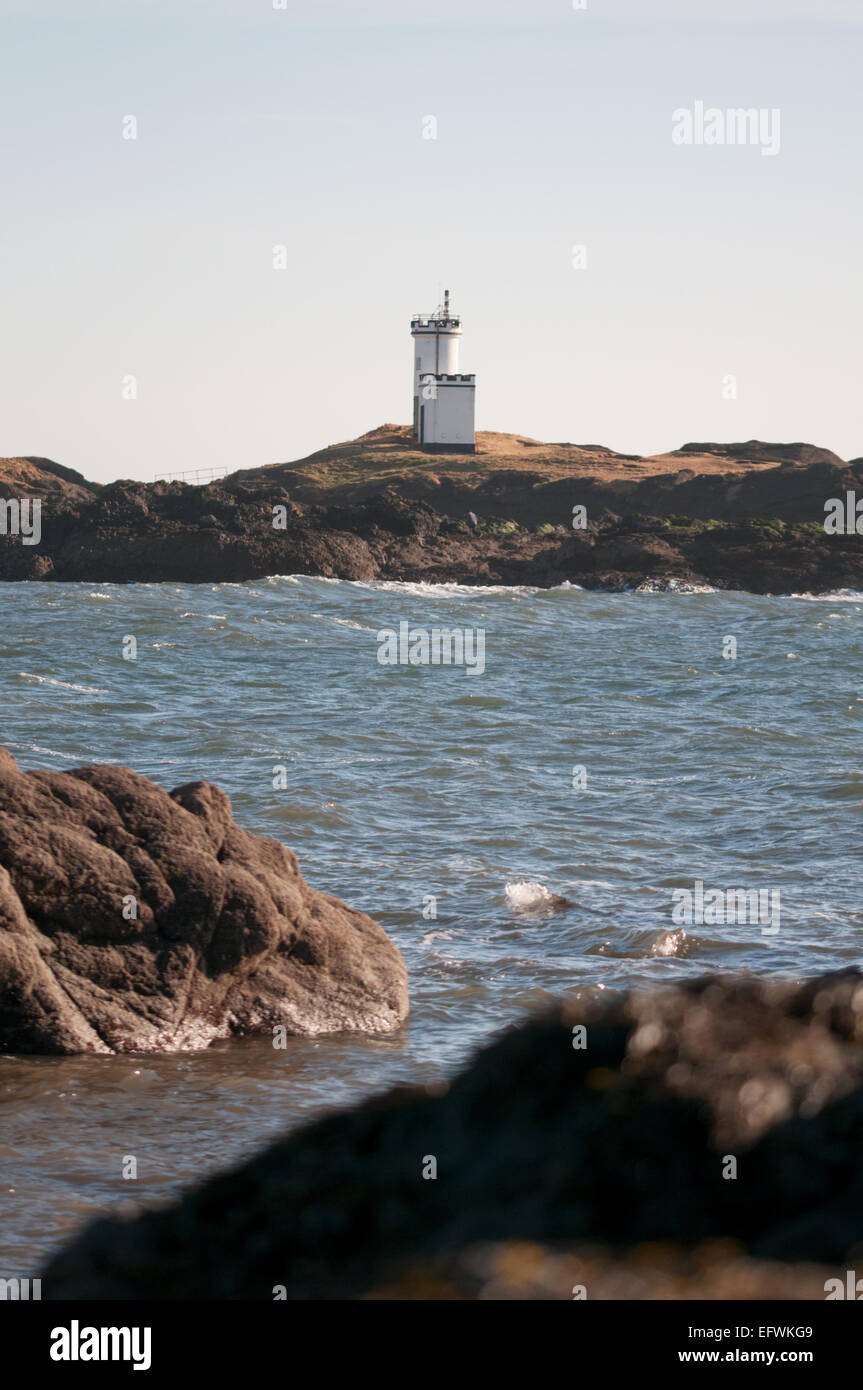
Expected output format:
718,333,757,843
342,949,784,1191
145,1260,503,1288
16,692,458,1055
42,969,863,1297
366,1240,834,1301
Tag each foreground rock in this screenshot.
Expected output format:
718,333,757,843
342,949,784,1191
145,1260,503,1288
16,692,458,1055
43,969,863,1298
0,749,408,1054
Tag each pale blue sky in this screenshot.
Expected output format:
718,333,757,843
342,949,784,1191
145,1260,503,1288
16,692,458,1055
0,0,860,482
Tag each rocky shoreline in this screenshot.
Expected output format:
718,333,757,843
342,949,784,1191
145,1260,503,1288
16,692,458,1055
1,432,861,593
4,746,859,1299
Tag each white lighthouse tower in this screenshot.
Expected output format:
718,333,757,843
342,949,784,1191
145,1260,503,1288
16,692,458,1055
410,290,476,454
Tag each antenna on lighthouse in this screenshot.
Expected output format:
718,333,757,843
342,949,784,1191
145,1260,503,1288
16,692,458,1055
443,288,450,318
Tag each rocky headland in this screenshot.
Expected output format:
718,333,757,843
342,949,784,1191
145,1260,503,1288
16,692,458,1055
0,747,408,1054
1,427,861,592
41,966,863,1299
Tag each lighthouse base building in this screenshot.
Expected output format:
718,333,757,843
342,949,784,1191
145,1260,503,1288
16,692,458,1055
411,291,476,454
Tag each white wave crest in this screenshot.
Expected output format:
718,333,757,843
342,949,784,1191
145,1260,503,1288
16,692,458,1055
19,674,108,694
505,881,554,910
788,589,863,602
635,578,719,594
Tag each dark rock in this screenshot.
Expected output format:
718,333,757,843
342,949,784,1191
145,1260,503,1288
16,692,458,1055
41,968,863,1298
0,750,408,1054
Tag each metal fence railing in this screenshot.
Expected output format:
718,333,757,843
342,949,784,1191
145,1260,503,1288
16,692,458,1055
153,467,228,485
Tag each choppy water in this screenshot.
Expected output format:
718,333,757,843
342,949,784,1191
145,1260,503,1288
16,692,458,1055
1,577,862,1274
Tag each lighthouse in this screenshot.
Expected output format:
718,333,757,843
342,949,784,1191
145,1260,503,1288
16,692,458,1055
410,290,476,453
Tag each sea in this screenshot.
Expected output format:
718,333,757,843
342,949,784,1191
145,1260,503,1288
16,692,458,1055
1,576,862,1274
